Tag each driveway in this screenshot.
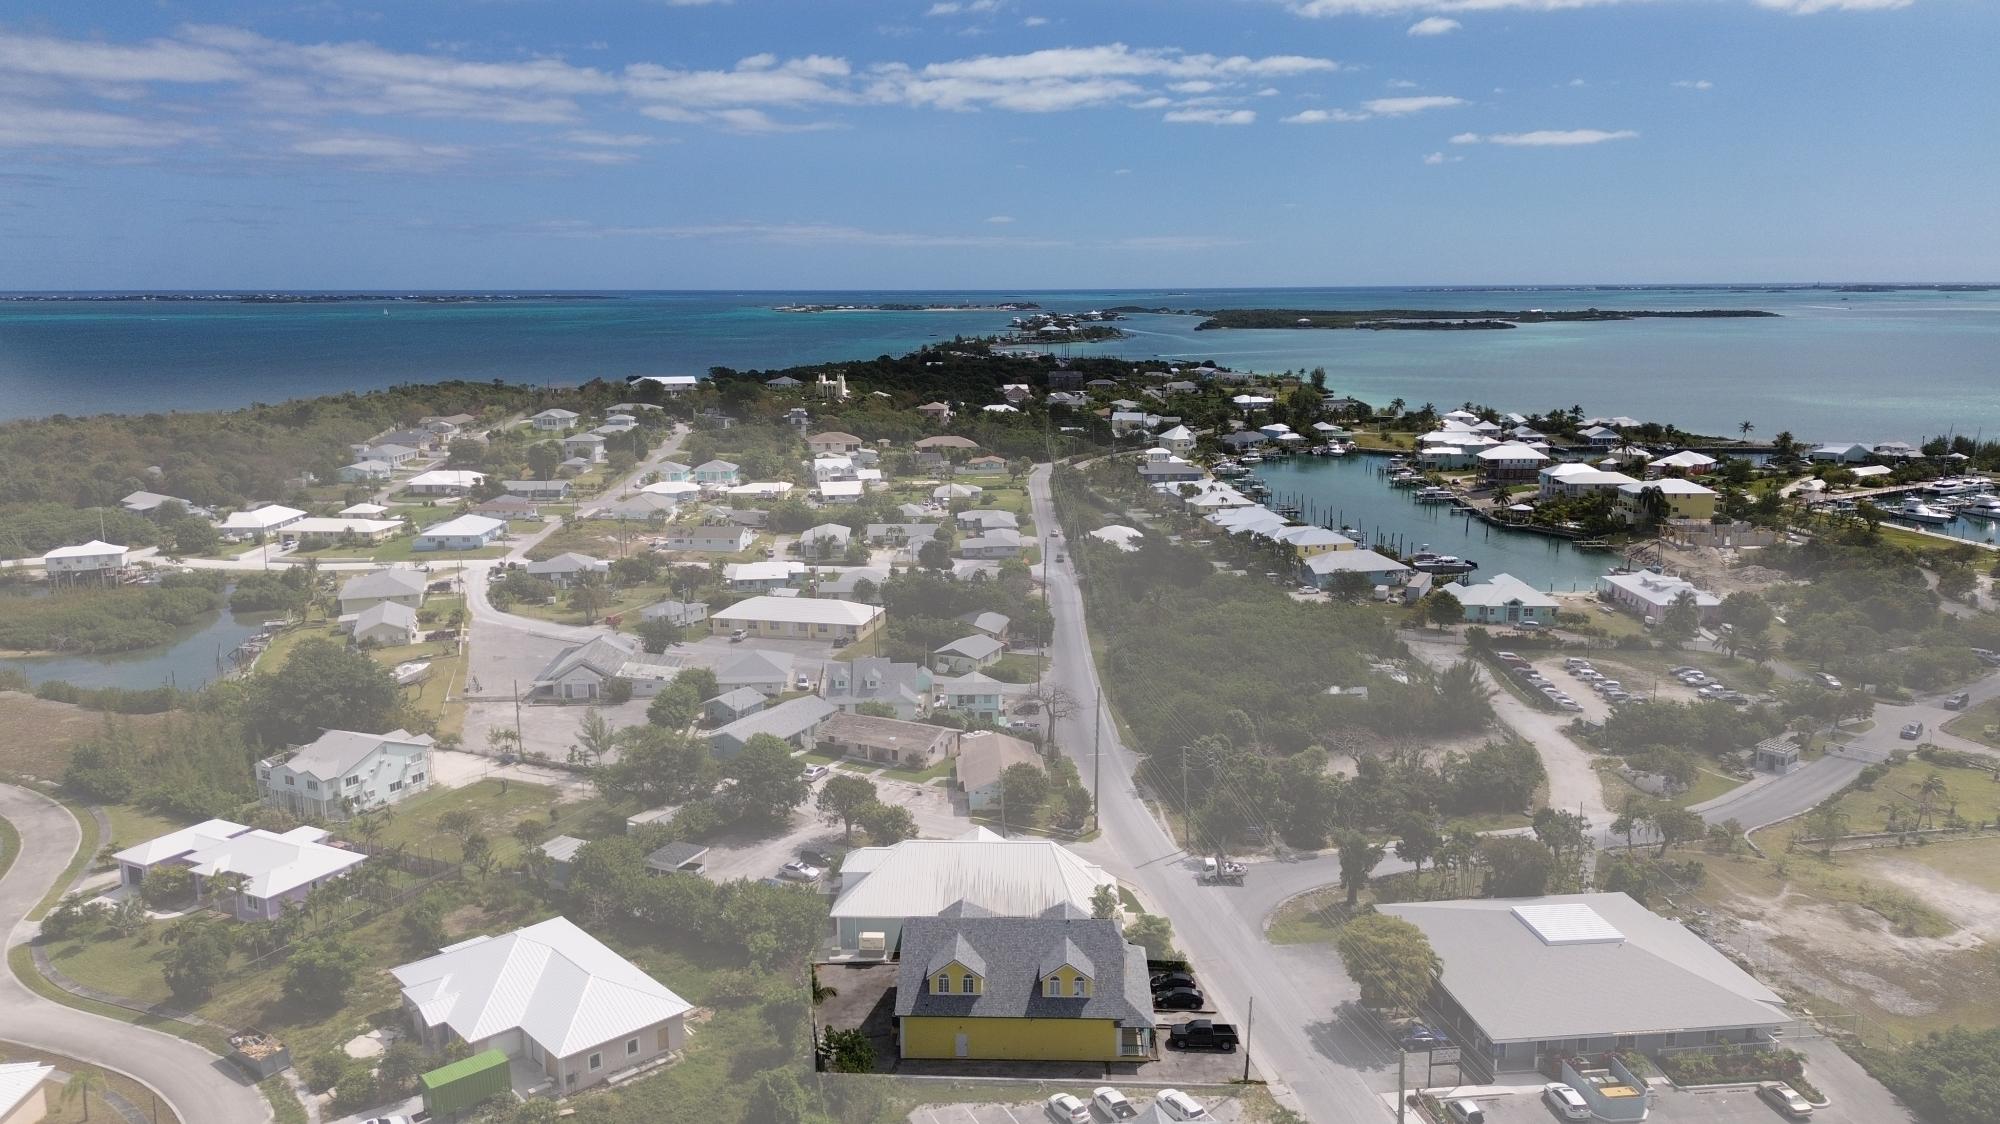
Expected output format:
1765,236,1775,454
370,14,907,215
0,784,273,1124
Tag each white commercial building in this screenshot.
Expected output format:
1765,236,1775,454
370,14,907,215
828,828,1115,952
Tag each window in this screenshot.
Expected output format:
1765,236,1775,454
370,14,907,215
305,779,318,792
389,781,402,792
346,775,361,787
285,776,296,786
244,896,261,909
411,772,425,783
259,770,270,780
1072,976,1087,997
1044,978,1060,997
936,974,950,994
626,1037,640,1056
588,1053,602,1071
961,974,976,994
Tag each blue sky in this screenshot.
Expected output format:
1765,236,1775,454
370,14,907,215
0,0,1991,288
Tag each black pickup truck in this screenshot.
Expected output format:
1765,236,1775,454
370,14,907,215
1168,1020,1240,1052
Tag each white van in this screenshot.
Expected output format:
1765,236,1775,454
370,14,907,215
1445,1100,1484,1124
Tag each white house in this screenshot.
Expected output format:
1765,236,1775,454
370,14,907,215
393,916,693,1095
344,601,421,646
338,568,428,614
259,728,433,819
723,559,807,591
640,480,702,501
0,1062,52,1124
530,408,580,431
633,374,699,395
1811,442,1875,464
652,460,694,483
933,633,1004,674
829,828,1114,952
220,504,307,538
933,671,1005,720
661,524,754,553
1599,571,1723,624
726,481,795,502
1538,464,1641,500
42,539,126,578
708,595,884,645
1440,573,1560,627
404,470,486,496
1157,424,1196,455
414,514,507,551
693,460,740,487
531,634,673,701
818,479,865,504
1647,450,1718,477
1302,549,1411,591
1477,443,1551,484
113,820,365,921
953,731,1045,813
526,553,610,587
562,433,607,463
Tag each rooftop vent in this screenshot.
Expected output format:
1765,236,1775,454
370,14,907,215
1512,903,1624,946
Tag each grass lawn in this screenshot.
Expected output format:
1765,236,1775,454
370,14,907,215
365,779,570,864
505,584,668,628
1265,886,1368,944
392,650,468,741
0,692,169,782
1761,754,2000,855
985,653,1047,683
1586,648,1776,693
369,539,509,563
872,757,958,785
101,804,193,856
1596,760,1747,812
1944,697,2000,748
253,620,340,672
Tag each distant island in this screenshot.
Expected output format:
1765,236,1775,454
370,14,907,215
1181,308,1781,331
0,293,614,304
773,301,1041,313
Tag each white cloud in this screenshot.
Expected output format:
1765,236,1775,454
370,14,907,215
1282,108,1369,123
564,130,658,146
1454,128,1638,145
559,149,641,164
1363,94,1465,114
986,214,1015,223
1408,16,1462,33
880,44,1335,113
520,218,1066,248
1164,108,1255,125
1567,77,1587,87
710,107,841,133
291,134,470,168
1257,87,1280,96
1422,150,1462,164
0,32,248,84
0,102,209,148
1130,96,1174,109
1113,167,1132,174
1672,79,1714,89
927,0,1003,14
1756,0,1911,9
1023,15,1049,25
1169,80,1219,93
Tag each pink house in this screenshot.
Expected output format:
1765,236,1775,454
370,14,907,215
113,819,366,921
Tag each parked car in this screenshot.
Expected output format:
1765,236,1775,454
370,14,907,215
1564,657,1593,670
1150,971,1196,993
1154,987,1205,1010
1091,1087,1138,1120
1944,691,1971,710
1668,665,1700,675
362,1118,412,1124
1814,672,1842,689
1758,1081,1814,1118
1155,1090,1211,1121
1167,1020,1238,1052
1900,722,1924,741
729,628,747,642
779,860,822,882
1444,1098,1485,1124
1494,651,1527,665
1044,1093,1090,1124
802,764,830,783
1557,699,1585,712
1398,1024,1450,1051
799,848,832,867
1542,1083,1590,1121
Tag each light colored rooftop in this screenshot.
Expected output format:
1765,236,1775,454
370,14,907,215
419,514,507,538
832,828,1113,921
710,595,882,627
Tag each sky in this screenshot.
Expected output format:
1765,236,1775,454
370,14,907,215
0,0,1993,289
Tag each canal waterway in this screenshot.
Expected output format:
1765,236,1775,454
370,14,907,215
0,594,267,692
1250,453,1615,592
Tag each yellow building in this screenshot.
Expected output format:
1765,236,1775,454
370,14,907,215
1272,524,1357,559
1616,479,1718,524
707,594,884,645
895,912,1157,1063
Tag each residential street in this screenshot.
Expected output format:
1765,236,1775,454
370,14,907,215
0,783,273,1124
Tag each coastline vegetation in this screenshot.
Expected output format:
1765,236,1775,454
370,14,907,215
0,572,225,654
1190,308,1780,330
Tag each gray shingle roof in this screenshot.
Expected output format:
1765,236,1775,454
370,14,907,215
894,914,1154,1029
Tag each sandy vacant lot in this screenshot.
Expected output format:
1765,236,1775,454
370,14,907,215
0,691,166,782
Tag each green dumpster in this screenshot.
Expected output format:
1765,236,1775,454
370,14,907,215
421,1049,511,1117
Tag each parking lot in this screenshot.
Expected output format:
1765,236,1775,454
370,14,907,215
906,1088,1247,1124
1426,1082,1863,1124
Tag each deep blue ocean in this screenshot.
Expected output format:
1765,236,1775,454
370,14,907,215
2,286,1996,441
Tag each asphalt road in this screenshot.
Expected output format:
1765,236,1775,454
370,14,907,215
1027,465,1397,1123
0,783,273,1124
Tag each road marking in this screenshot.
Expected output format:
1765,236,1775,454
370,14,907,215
997,1105,1023,1124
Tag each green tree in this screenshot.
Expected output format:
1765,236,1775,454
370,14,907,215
1803,803,1849,858
727,734,811,821
245,637,401,744
1336,831,1386,907
1393,818,1441,884
60,1066,106,1122
745,1068,811,1124
570,708,619,767
1335,913,1438,1014
1652,806,1707,856
1123,912,1179,960
596,726,718,805
817,774,879,842
677,665,720,701
855,800,918,845
1477,836,1554,897
647,680,701,729
566,573,608,624
526,440,561,480
918,538,952,571
1328,570,1370,603
162,918,235,1003
1090,884,1119,919
1000,763,1051,828
1659,590,1700,648
823,1027,877,1073
635,615,682,653
1423,590,1463,629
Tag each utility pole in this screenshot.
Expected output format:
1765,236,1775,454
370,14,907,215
1091,683,1102,831
1397,1048,1408,1124
1242,996,1254,1082
513,678,523,750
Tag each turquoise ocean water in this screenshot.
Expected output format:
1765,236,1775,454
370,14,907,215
1,287,1996,439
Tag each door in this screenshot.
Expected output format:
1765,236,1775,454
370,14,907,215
954,1033,969,1059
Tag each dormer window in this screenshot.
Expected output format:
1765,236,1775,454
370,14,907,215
935,973,950,994
1073,976,1088,997
1044,978,1060,997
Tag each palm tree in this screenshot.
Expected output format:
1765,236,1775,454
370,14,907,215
62,1065,106,1121
1804,804,1849,858
1916,772,1951,830
1739,420,1755,440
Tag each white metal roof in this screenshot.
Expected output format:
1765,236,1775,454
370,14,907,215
220,504,307,530
710,595,881,627
419,514,507,538
117,820,365,898
1382,893,1787,1043
340,567,427,602
44,539,125,559
287,517,402,536
1442,573,1559,610
408,470,486,489
831,830,1113,922
394,916,692,1058
284,728,431,781
0,1063,51,1117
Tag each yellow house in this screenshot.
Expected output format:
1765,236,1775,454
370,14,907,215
1616,479,1719,524
895,911,1157,1063
1271,525,1357,559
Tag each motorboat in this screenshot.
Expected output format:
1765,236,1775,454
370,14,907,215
1959,494,2000,519
1893,496,1955,524
1410,550,1478,574
1414,486,1457,504
1924,476,1992,497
